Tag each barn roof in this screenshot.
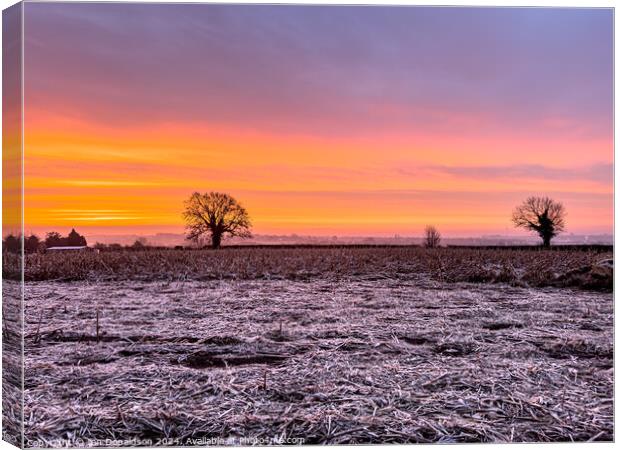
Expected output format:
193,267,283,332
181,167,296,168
46,246,88,250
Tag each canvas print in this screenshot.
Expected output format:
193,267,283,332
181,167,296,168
2,2,614,447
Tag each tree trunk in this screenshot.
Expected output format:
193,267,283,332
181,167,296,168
542,235,551,248
211,232,222,249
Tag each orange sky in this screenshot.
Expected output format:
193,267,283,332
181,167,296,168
14,4,614,238
22,108,612,237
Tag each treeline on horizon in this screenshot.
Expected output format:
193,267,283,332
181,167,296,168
3,229,88,254
1,194,605,253
2,230,173,254
2,230,612,255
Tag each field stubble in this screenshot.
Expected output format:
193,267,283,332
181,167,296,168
5,249,613,446
8,247,614,291
16,247,613,445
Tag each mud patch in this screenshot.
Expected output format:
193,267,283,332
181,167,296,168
537,339,612,360
201,335,244,346
579,323,603,332
483,322,523,331
434,342,476,357
399,334,435,345
179,351,289,369
58,354,118,366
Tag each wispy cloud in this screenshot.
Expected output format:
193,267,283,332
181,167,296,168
48,209,146,221
410,163,613,185
60,180,162,187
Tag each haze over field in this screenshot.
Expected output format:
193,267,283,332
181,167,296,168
12,4,612,239
81,232,613,248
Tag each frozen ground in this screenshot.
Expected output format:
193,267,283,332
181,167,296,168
20,277,613,445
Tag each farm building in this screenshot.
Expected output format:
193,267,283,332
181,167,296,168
46,246,99,254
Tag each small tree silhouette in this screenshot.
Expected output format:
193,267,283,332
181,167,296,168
45,229,87,247
66,228,87,247
131,237,148,249
24,235,41,253
183,192,252,249
45,232,64,248
424,226,441,248
512,196,566,248
3,234,20,253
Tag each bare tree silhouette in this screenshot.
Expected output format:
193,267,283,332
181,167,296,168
45,232,63,248
24,234,42,253
2,234,20,253
45,229,87,247
512,196,566,248
132,237,148,249
424,225,441,248
183,192,252,249
66,228,87,247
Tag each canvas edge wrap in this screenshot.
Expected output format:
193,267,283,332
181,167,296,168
2,1,25,449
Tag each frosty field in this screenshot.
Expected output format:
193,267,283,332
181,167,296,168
13,247,613,445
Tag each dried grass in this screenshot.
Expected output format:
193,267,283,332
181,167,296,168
16,268,613,446
2,279,23,447
5,247,613,291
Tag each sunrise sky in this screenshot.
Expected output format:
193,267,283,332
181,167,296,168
20,3,613,237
